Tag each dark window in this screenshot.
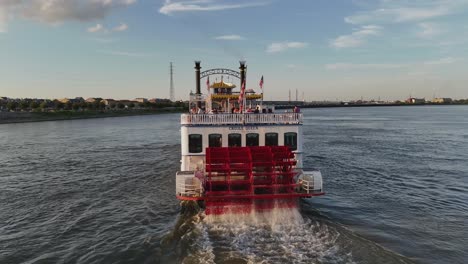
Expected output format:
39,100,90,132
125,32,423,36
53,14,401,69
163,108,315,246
189,134,203,153
228,133,242,147
209,134,222,147
284,132,297,150
265,133,278,146
246,133,259,147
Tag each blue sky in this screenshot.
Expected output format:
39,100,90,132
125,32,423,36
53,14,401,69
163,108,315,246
1,0,468,101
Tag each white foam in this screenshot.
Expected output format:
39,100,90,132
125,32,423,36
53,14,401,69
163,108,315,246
195,207,356,263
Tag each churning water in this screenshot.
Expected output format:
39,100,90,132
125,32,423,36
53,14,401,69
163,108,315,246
1,106,467,263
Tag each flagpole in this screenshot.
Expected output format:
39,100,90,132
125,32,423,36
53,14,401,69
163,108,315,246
261,91,264,110
260,76,264,110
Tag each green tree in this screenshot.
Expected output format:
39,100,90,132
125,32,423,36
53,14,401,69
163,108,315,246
19,100,29,110
30,101,40,109
129,103,135,108
117,103,125,109
72,102,80,111
53,100,64,110
39,101,48,110
7,101,18,111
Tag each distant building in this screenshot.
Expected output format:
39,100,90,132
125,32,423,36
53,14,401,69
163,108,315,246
134,98,148,103
117,100,138,108
59,97,84,104
85,97,102,103
149,98,171,103
432,98,452,104
101,99,116,106
406,97,425,104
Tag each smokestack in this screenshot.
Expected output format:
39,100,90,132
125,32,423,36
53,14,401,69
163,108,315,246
195,61,201,95
239,61,246,87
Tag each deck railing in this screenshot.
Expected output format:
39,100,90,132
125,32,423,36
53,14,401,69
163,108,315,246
181,113,303,125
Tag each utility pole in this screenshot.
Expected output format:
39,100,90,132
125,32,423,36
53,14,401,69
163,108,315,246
296,89,298,102
170,62,175,102
288,89,291,103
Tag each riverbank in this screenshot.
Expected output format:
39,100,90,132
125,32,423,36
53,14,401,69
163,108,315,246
0,108,184,125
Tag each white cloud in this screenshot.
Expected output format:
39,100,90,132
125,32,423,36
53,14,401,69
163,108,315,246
326,63,404,70
424,57,459,65
113,23,128,32
87,23,129,33
98,50,154,57
418,22,440,38
345,0,468,25
0,0,136,31
331,25,382,48
0,7,7,33
214,34,244,40
266,42,308,53
88,23,105,33
326,57,461,70
159,0,267,15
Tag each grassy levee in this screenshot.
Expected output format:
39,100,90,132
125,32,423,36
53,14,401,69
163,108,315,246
0,108,184,124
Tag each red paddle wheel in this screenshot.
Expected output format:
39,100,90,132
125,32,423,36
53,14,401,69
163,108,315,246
204,146,304,215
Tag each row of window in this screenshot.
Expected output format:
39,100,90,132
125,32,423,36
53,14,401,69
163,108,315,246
188,132,297,153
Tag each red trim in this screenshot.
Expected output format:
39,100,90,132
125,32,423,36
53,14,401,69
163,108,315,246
204,192,325,201
176,192,325,201
176,195,204,201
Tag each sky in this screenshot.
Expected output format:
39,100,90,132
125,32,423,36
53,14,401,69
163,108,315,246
1,0,468,101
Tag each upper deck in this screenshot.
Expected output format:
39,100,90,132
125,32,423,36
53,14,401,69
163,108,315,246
181,113,303,126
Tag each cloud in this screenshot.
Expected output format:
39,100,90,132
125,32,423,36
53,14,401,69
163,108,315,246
423,57,459,65
88,23,105,33
113,23,128,32
214,34,244,40
0,0,136,31
331,25,382,48
87,23,129,33
325,63,404,70
0,7,7,33
98,50,154,57
159,0,267,15
326,57,460,70
266,42,308,53
345,0,468,25
417,22,440,38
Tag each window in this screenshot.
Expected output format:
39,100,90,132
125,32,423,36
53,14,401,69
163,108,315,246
246,133,259,147
189,134,203,153
209,134,222,147
284,132,297,150
265,133,278,146
228,133,242,147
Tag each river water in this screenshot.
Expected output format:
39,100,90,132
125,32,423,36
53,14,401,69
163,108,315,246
0,106,467,264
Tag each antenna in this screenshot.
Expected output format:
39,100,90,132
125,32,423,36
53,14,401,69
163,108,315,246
296,89,298,102
288,89,291,103
170,62,175,101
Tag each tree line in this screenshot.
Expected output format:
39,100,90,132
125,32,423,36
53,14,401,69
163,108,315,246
0,99,187,112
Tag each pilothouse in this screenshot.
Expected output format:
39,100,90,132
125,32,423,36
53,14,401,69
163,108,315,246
176,61,324,215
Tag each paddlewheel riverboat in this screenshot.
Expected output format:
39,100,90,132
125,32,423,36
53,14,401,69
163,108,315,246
176,61,324,215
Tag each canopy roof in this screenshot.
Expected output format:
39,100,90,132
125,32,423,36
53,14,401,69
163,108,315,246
210,81,236,89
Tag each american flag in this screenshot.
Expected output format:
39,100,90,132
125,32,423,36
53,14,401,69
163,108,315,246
259,75,264,89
